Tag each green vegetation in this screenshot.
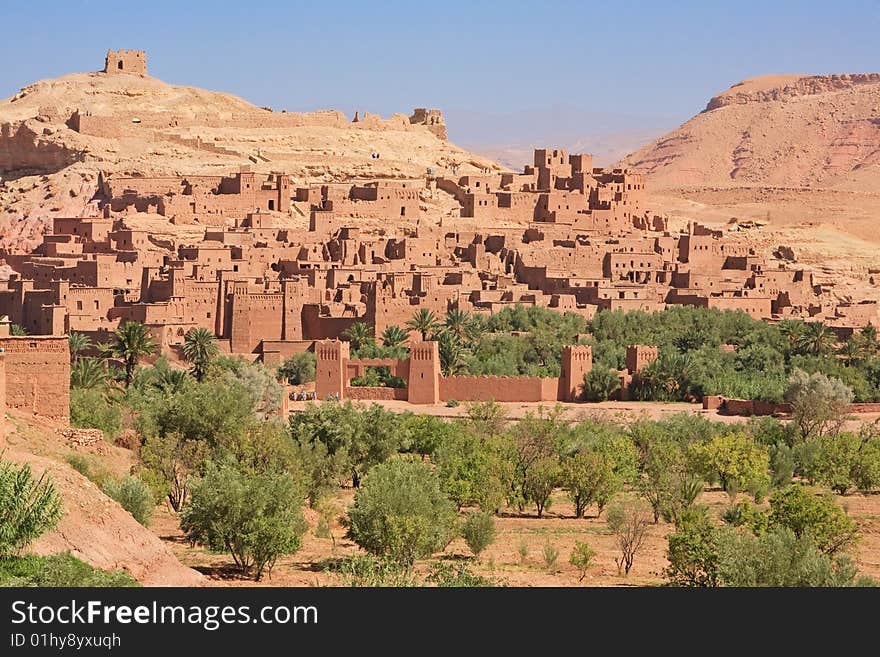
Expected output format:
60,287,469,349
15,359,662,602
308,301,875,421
104,475,154,526
345,459,457,566
0,553,139,587
278,351,316,385
461,511,496,557
0,457,63,558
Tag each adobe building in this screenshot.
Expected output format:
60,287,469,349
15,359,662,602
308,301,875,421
104,49,147,76
0,317,70,421
0,147,872,370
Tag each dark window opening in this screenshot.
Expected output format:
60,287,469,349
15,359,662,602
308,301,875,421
118,61,123,70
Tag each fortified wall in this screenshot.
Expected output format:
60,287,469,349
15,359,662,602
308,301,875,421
0,319,70,420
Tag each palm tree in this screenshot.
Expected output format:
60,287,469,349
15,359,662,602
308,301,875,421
795,322,837,356
838,338,862,366
341,322,374,351
437,331,467,376
108,321,158,387
406,309,439,341
859,323,878,357
9,323,27,336
463,315,487,346
182,327,219,382
68,332,92,363
778,319,806,352
381,325,409,349
444,308,471,340
70,357,109,389
153,367,189,395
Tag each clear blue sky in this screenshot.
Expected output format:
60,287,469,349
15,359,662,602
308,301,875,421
1,0,877,145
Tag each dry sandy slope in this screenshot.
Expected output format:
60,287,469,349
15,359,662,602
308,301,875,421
1,412,203,586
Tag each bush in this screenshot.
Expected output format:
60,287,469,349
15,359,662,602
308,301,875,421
768,485,858,555
569,541,597,582
0,458,63,558
0,553,139,587
665,506,719,587
104,475,154,527
542,540,559,573
181,460,307,580
326,554,422,587
582,367,621,402
607,499,652,576
785,369,853,441
716,526,873,587
70,388,122,439
517,539,529,564
461,511,496,557
65,453,110,488
278,351,316,385
446,399,460,408
345,459,457,566
426,562,501,587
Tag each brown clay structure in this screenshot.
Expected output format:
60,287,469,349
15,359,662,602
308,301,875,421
0,51,878,411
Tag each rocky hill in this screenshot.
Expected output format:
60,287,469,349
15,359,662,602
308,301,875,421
0,65,500,252
621,74,880,190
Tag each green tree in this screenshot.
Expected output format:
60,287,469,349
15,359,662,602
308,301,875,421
461,511,496,557
437,330,467,376
380,325,409,350
582,367,621,402
182,327,219,382
341,322,374,351
9,323,28,336
139,432,208,511
523,455,560,517
784,369,853,441
103,475,154,526
68,332,92,363
769,485,858,555
795,322,837,356
716,526,870,587
691,432,770,500
0,458,63,558
70,388,122,438
70,357,109,389
345,459,457,566
434,429,506,512
180,459,307,581
444,308,471,340
406,309,440,341
561,450,604,518
107,321,158,387
277,351,316,385
665,506,719,587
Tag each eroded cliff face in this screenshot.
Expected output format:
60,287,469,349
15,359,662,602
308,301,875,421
0,119,87,174
705,74,880,111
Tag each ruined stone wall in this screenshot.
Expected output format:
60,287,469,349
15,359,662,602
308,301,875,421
0,336,69,420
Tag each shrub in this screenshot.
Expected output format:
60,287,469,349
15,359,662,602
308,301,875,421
665,506,719,587
461,511,496,557
768,485,858,555
0,553,139,587
446,399,460,408
104,475,154,526
785,369,853,441
181,460,307,580
70,388,122,439
716,526,873,587
690,432,770,501
278,351,316,385
0,458,63,558
65,453,110,488
542,540,559,573
569,541,597,582
426,562,501,587
326,554,422,587
345,459,457,566
582,367,621,402
606,499,652,576
517,539,529,564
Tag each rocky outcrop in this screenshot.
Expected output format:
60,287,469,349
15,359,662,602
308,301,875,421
705,74,880,111
0,120,86,174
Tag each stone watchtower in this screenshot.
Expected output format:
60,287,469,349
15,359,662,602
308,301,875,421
559,344,592,402
407,341,441,404
625,345,659,373
104,49,147,76
315,340,350,400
